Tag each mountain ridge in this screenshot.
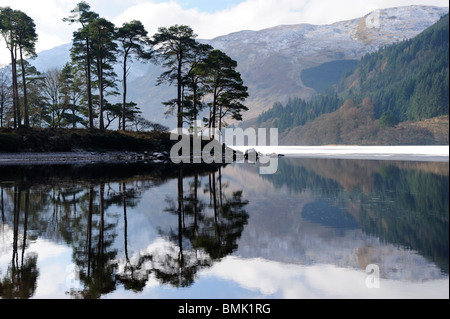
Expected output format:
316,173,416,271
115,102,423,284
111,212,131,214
213,5,449,124
266,13,450,145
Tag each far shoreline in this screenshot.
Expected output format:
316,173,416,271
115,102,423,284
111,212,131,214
229,145,450,162
1,144,448,165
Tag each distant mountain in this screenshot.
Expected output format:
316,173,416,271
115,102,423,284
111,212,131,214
207,5,448,124
26,5,449,128
28,43,71,72
274,13,449,145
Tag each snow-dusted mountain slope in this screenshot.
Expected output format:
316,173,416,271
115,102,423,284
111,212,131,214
207,5,449,122
28,5,449,127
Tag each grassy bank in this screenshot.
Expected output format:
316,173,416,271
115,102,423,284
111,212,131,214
281,111,449,146
0,127,174,153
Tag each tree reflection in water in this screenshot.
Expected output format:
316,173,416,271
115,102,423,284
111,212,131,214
0,163,248,298
0,187,39,298
153,165,249,288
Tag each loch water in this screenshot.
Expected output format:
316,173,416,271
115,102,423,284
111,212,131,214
0,156,448,299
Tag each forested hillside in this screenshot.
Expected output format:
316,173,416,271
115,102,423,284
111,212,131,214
257,13,449,145
256,94,343,133
340,12,449,122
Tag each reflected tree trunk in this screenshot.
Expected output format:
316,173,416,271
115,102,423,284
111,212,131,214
193,174,198,236
21,190,30,270
208,174,213,205
1,187,4,224
98,183,105,267
123,182,130,265
73,192,77,218
177,165,184,266
12,186,21,269
211,172,221,239
87,185,94,277
218,167,223,207
2,185,38,298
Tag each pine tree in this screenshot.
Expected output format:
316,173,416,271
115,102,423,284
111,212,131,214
64,2,99,129
16,61,45,127
197,49,248,134
89,17,118,130
116,20,151,131
15,10,37,128
151,25,198,129
0,68,11,127
182,42,213,127
60,63,86,128
0,7,37,128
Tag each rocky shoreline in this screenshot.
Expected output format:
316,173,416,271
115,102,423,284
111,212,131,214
0,147,246,166
0,151,172,166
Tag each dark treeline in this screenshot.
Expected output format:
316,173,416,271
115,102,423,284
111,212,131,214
257,94,343,133
258,13,449,133
0,2,248,133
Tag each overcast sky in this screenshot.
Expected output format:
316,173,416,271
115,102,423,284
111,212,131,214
0,0,449,66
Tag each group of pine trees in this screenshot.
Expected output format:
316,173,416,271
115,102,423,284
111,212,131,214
0,1,248,132
0,7,37,129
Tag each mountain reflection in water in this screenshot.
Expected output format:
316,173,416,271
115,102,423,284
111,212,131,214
0,158,448,299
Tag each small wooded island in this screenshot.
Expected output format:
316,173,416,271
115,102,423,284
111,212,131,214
0,127,246,166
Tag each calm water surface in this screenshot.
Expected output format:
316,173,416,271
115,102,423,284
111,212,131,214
0,157,448,299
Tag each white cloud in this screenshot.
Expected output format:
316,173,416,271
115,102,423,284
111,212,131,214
201,256,450,298
112,0,449,41
112,0,309,40
0,0,78,66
